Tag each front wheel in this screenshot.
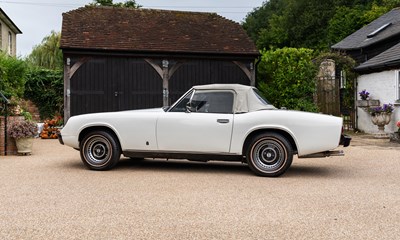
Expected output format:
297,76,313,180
80,131,121,170
246,133,293,177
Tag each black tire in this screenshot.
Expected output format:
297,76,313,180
246,133,293,177
80,131,121,170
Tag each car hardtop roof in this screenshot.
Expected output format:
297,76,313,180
191,84,275,113
192,84,253,92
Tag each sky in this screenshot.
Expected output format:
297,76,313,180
0,0,265,57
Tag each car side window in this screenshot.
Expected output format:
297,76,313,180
190,91,234,114
169,90,193,112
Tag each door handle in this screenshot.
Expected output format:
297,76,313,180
217,119,229,124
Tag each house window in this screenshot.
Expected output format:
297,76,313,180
8,32,12,55
340,70,346,89
0,23,2,48
367,22,392,38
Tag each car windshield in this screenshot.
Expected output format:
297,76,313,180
253,88,271,105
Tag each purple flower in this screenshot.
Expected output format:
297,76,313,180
359,89,370,100
369,103,394,116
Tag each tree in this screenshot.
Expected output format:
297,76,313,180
243,0,394,51
26,31,62,70
89,0,141,8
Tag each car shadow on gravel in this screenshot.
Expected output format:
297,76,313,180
285,165,336,178
64,158,337,178
115,158,253,176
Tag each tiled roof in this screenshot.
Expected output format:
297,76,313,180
332,8,400,50
60,6,259,56
355,42,400,71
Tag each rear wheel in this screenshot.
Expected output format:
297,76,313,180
246,133,293,177
80,131,121,170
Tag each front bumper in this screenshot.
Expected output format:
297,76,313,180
340,134,351,147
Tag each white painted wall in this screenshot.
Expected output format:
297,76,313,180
357,70,400,133
0,19,18,56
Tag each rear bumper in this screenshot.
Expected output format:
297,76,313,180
340,134,351,147
299,150,344,158
57,132,64,145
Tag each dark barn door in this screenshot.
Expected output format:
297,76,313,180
169,60,250,104
70,57,161,116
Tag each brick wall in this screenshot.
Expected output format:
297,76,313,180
0,116,24,156
20,100,41,122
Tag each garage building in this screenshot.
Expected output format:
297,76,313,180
60,6,259,121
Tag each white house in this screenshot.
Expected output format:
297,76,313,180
332,8,400,134
0,8,22,56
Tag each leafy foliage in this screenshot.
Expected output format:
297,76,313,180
26,31,63,70
258,48,318,112
24,68,63,120
243,0,400,51
0,53,27,98
89,0,141,8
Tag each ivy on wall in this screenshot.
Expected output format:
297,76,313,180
24,69,63,120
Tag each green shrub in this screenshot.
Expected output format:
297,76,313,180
24,68,63,120
0,53,27,99
258,47,318,112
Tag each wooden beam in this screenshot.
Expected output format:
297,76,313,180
145,58,185,106
144,59,163,78
233,61,255,86
69,57,91,79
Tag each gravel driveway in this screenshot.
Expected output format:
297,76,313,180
1,136,399,240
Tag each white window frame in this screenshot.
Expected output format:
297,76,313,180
0,23,2,49
8,32,12,55
396,70,400,101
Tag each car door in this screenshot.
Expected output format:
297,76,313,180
156,90,234,153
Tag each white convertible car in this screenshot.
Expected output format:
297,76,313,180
59,84,350,177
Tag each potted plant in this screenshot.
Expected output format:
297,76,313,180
356,89,380,108
7,119,38,155
369,103,394,138
359,89,370,100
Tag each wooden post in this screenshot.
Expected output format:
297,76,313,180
162,60,169,107
250,62,256,87
64,58,71,122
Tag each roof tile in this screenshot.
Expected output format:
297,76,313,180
332,8,400,50
61,6,258,56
